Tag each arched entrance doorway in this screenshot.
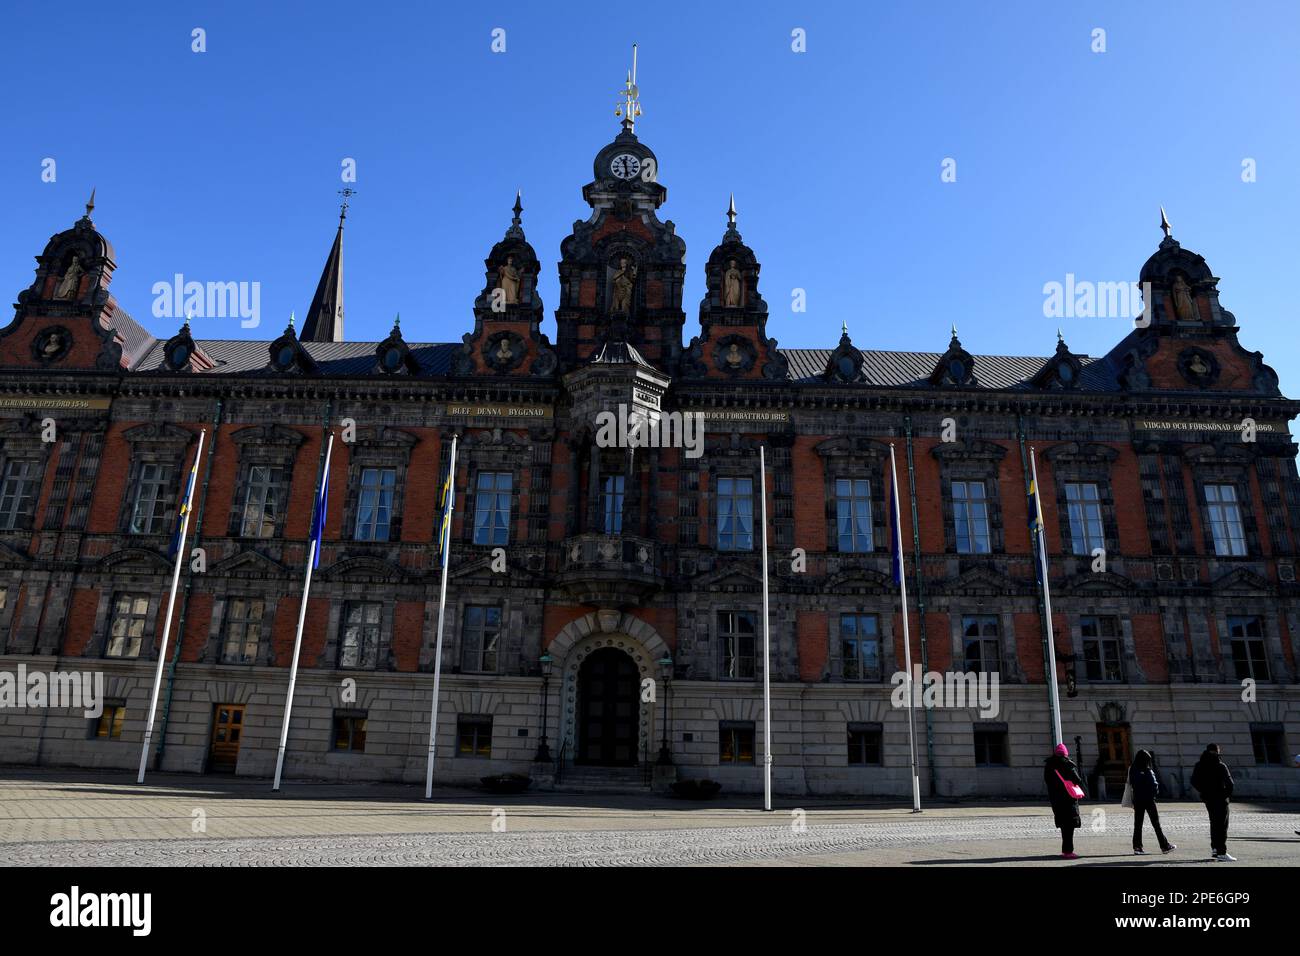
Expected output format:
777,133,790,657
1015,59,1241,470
577,647,639,766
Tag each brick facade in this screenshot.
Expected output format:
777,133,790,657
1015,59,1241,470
0,131,1298,799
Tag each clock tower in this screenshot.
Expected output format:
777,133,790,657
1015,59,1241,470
554,52,686,372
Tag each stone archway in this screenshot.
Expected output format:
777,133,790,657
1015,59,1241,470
548,611,671,766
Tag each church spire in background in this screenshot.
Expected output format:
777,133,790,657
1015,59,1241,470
300,193,349,343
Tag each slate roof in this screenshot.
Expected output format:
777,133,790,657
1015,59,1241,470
123,336,1117,391
782,349,1119,391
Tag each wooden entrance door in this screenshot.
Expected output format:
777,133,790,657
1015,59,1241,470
577,648,638,766
1095,723,1131,795
209,704,245,773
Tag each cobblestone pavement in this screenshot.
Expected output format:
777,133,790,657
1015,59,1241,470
2,770,1298,866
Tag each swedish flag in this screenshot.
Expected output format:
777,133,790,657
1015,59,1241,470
437,470,453,567
1028,478,1045,582
168,457,200,558
1027,479,1044,533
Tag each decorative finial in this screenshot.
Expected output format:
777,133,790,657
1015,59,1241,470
1159,205,1172,240
1057,327,1064,344
842,320,849,336
288,310,296,328
184,304,194,331
727,193,736,227
338,187,357,223
393,312,401,329
505,189,526,240
84,187,96,220
951,323,958,338
614,43,642,131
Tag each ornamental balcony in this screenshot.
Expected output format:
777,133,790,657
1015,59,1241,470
557,532,665,606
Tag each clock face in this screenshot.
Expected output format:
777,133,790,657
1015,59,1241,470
610,153,641,180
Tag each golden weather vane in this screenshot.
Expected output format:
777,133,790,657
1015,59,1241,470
614,43,643,130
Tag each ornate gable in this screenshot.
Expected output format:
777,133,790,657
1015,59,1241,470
0,194,145,372
681,196,788,381
452,193,556,378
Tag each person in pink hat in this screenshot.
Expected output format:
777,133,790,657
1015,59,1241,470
1044,742,1087,859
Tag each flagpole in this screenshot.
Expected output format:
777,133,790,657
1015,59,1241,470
136,428,206,783
273,431,334,792
889,444,922,813
759,446,772,812
1030,447,1064,747
425,432,458,799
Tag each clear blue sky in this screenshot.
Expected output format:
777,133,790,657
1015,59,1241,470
2,1,1297,388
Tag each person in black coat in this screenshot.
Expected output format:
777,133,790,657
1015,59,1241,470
1044,742,1086,858
1129,749,1175,854
1190,743,1235,861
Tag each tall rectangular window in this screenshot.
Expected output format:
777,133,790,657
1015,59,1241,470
461,605,501,673
962,615,1001,673
473,471,512,545
719,721,756,764
0,459,39,531
354,466,397,542
105,593,150,658
840,613,880,681
1250,723,1285,766
1064,482,1104,555
1081,616,1124,682
1227,616,1269,681
221,598,265,664
457,715,493,757
952,480,991,554
128,462,172,535
835,478,873,552
1205,484,1247,556
716,477,754,551
240,465,286,537
719,611,756,680
602,474,625,534
339,601,381,669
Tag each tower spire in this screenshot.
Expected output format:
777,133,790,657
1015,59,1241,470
301,208,345,343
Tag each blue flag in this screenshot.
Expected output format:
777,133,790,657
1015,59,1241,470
889,474,903,585
309,458,330,569
168,456,200,558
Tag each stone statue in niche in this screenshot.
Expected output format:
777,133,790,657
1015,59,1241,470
1187,353,1210,377
1170,274,1198,322
496,255,521,305
724,342,744,368
54,254,84,300
723,259,743,308
611,258,637,313
495,337,514,364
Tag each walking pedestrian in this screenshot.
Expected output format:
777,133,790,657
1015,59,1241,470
1128,750,1175,854
1044,742,1086,859
1190,743,1235,861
